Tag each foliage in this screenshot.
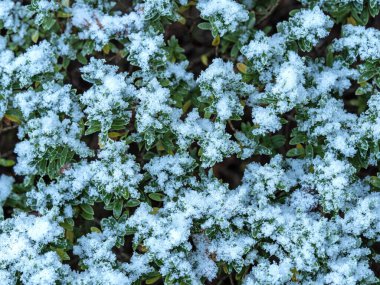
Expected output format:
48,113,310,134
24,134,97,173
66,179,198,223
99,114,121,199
0,0,380,284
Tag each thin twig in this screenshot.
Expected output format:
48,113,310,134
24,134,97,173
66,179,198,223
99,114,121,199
0,124,18,134
256,0,281,25
229,274,235,285
228,120,237,132
0,150,13,158
216,275,228,285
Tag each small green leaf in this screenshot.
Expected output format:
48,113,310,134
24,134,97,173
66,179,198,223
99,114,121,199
256,145,272,155
370,176,380,189
82,40,95,55
289,9,300,16
126,199,140,207
4,110,22,124
122,190,130,200
289,135,307,145
113,200,123,219
146,275,161,285
77,53,88,65
126,226,137,235
80,211,94,221
60,219,74,231
148,193,165,202
197,22,211,30
47,159,58,179
305,145,314,158
358,68,378,83
80,204,94,216
57,11,72,18
271,135,286,148
111,119,127,130
355,85,368,95
230,44,240,58
55,248,70,261
90,226,101,233
31,30,39,43
286,147,305,157
358,140,369,157
42,17,56,31
0,158,15,167
326,46,334,67
85,121,101,135
212,35,220,46
144,131,155,147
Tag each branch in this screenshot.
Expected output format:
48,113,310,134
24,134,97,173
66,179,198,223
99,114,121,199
0,124,18,134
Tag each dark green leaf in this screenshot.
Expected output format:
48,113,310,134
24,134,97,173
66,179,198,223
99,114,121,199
113,200,123,219
271,135,286,148
85,121,101,135
369,176,380,189
77,53,88,65
305,145,314,158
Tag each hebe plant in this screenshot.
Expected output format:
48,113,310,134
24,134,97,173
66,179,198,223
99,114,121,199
0,0,380,284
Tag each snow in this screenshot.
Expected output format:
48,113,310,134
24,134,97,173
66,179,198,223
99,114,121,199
1,1,380,284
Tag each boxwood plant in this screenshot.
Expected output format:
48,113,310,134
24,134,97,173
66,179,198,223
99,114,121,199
0,0,380,284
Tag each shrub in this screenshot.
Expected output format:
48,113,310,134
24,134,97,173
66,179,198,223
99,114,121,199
0,0,380,284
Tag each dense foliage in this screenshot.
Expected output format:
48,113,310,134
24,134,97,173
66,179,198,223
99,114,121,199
0,0,380,284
